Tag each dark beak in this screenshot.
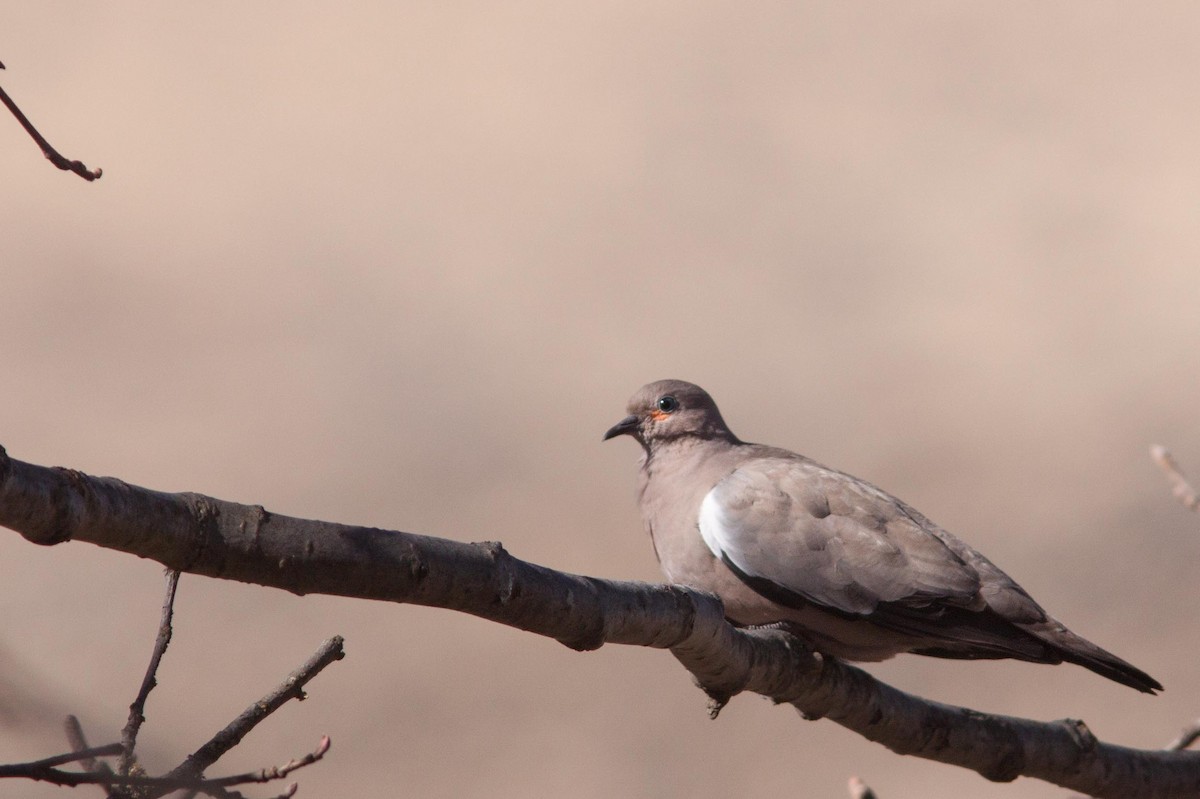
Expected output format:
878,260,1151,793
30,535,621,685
603,414,640,441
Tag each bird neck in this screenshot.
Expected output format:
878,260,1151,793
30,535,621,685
642,428,741,463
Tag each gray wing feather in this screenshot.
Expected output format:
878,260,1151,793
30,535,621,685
698,458,983,616
697,456,1163,692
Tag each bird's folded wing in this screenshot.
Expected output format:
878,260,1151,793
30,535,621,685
698,458,984,617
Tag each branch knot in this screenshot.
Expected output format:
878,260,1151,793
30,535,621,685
177,493,223,571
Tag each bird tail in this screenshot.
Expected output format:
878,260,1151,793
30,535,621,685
883,602,1162,693
1022,622,1162,694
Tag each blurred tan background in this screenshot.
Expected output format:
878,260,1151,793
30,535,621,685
3,3,1200,797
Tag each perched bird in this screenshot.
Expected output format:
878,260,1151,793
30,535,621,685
604,379,1161,693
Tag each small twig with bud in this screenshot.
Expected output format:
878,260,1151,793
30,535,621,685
0,60,102,181
847,775,878,799
161,636,344,790
1151,445,1200,512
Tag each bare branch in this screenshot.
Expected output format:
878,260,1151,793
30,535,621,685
164,639,343,785
0,742,126,793
259,785,298,799
63,714,89,754
1150,448,1200,752
64,715,118,798
1166,719,1200,752
0,743,123,775
1151,445,1200,512
64,715,112,775
184,736,329,790
1,446,1198,797
0,741,321,796
848,775,878,799
120,568,181,775
2,617,335,796
0,63,102,181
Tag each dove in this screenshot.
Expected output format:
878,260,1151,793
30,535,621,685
604,379,1160,693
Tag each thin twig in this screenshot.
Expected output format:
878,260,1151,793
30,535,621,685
259,785,298,799
164,637,344,786
1149,448,1200,750
0,62,102,181
64,715,112,775
1151,445,1200,512
0,743,123,776
848,775,878,799
120,569,181,775
64,714,118,798
189,736,329,789
0,738,326,796
1166,719,1200,752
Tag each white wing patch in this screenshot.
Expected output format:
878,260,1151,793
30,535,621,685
698,487,732,563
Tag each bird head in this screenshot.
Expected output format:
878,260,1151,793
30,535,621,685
603,379,737,448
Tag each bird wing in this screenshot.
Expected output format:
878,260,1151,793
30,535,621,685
698,457,984,617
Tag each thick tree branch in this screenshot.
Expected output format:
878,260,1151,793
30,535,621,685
1,445,1196,798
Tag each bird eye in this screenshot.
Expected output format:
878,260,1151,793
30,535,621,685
656,396,679,413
